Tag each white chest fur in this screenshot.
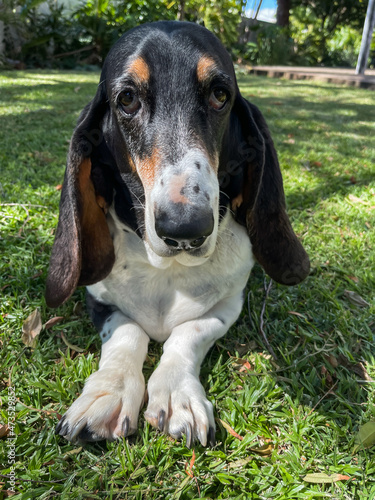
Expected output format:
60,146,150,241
88,209,254,341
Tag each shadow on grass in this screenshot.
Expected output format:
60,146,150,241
1,74,374,495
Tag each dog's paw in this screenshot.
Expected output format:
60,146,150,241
144,364,216,447
56,368,145,442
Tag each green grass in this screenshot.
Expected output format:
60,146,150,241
1,69,375,499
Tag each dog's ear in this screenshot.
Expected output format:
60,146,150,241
231,96,309,285
46,86,115,308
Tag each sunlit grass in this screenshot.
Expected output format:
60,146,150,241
1,70,374,499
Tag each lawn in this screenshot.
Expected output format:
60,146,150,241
0,69,374,499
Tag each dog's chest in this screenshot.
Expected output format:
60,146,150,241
88,213,253,341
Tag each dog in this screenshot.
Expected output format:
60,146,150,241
46,21,309,447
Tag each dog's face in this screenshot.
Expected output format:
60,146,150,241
103,26,238,266
45,21,310,308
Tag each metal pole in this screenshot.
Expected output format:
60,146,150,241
356,0,375,75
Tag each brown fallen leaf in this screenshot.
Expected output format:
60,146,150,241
348,276,359,283
0,424,10,439
4,490,16,498
353,422,375,453
337,354,373,382
348,194,368,206
218,419,243,441
344,290,370,308
325,354,339,369
303,472,351,483
321,365,334,386
288,311,307,320
239,361,252,373
44,316,64,330
63,447,83,458
249,442,275,456
22,308,42,348
185,449,196,478
232,358,253,372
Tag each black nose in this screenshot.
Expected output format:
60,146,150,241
155,207,214,251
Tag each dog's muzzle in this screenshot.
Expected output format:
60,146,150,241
155,204,214,251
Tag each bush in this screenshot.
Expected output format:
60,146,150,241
1,0,84,68
238,24,294,66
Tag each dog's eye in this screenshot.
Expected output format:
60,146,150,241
209,88,228,110
118,90,141,115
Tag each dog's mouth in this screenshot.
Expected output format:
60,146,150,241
144,221,216,268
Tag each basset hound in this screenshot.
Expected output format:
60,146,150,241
46,21,309,447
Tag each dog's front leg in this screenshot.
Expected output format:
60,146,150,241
56,311,149,442
145,294,243,447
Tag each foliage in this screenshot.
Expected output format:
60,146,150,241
326,26,364,68
0,70,375,498
0,0,83,68
183,0,245,47
72,0,175,64
289,1,368,66
0,0,245,67
239,24,294,65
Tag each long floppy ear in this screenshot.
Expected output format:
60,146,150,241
232,96,310,285
45,86,115,308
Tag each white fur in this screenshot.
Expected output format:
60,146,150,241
144,148,220,259
61,208,254,444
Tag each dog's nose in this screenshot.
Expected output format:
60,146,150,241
155,207,214,250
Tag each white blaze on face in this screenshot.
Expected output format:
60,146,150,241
143,149,220,266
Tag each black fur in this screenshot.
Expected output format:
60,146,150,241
46,21,309,308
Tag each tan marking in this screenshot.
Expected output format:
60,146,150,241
77,158,114,283
231,193,243,211
96,195,108,214
137,147,161,189
127,57,150,83
127,153,136,173
197,55,217,82
169,174,190,204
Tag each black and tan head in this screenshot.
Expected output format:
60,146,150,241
45,21,309,308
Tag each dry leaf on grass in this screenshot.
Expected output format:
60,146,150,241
218,419,243,441
0,424,10,439
249,442,275,456
185,449,196,478
22,308,42,348
344,290,370,308
348,194,369,206
232,358,253,373
353,421,375,453
288,311,308,320
44,316,64,330
303,472,351,483
337,354,373,382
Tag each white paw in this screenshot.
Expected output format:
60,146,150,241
144,364,216,447
56,367,145,442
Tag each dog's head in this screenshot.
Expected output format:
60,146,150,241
46,21,309,308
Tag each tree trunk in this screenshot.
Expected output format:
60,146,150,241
178,0,185,21
276,0,291,28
